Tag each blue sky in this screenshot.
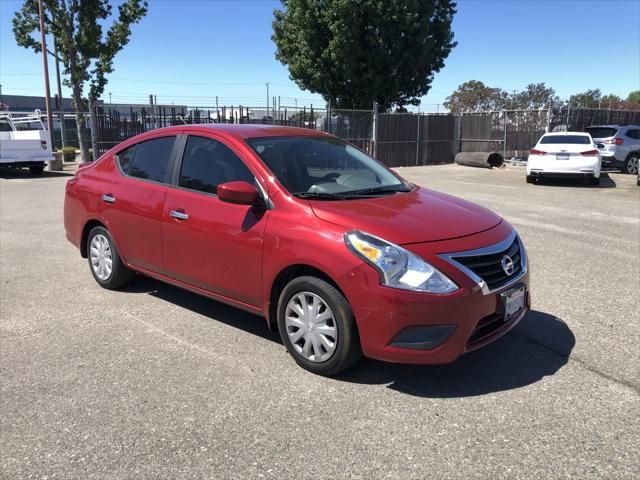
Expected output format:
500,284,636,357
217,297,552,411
1,0,639,110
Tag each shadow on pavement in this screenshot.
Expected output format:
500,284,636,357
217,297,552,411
337,310,574,397
121,276,281,343
122,277,574,397
534,173,616,188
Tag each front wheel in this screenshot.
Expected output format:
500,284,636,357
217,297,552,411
589,177,600,186
624,154,639,175
87,226,135,289
277,276,361,376
526,175,536,184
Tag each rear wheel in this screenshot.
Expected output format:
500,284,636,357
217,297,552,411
277,276,361,376
624,154,639,175
589,177,600,186
526,175,536,184
29,165,44,175
87,226,135,289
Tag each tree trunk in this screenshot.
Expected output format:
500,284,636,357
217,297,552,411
71,86,90,162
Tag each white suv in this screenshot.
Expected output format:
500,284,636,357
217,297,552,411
585,125,640,174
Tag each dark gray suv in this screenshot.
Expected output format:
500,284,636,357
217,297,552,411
585,125,640,174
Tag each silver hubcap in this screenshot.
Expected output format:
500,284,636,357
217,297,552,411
628,157,639,174
285,292,338,363
89,234,113,281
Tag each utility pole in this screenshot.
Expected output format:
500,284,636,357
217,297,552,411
53,39,66,148
265,82,270,118
109,92,112,104
37,0,54,150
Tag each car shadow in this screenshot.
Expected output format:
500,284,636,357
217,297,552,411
0,167,74,179
535,173,616,188
336,310,574,397
121,277,574,398
120,276,281,343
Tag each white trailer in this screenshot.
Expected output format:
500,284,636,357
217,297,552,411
0,111,54,175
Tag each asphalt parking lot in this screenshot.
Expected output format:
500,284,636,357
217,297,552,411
1,164,639,479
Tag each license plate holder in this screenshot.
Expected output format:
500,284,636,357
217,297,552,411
501,285,526,320
555,153,570,160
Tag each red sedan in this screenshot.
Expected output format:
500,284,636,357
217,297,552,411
64,125,530,375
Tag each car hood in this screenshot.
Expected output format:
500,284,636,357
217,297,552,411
310,186,502,245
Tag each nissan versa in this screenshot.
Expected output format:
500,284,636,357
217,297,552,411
64,125,530,375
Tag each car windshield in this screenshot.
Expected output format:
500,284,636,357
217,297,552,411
540,135,591,145
246,136,409,198
584,127,617,139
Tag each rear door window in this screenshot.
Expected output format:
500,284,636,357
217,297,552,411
625,129,639,140
540,135,591,144
116,136,177,183
584,127,617,139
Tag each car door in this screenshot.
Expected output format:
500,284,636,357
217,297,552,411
162,134,267,307
101,134,179,274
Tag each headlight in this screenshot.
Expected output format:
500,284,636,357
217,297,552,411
344,231,458,294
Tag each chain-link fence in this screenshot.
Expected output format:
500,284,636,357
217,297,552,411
92,102,640,164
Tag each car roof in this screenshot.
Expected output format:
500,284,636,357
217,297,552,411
542,131,590,136
148,123,331,140
586,124,639,128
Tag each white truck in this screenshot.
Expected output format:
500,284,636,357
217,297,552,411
0,111,54,175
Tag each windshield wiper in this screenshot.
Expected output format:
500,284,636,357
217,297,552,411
350,184,413,196
293,192,347,200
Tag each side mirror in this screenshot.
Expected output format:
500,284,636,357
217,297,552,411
217,181,260,206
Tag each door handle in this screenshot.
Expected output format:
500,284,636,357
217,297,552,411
169,210,189,221
102,194,116,203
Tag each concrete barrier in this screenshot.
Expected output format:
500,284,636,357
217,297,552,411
48,152,63,171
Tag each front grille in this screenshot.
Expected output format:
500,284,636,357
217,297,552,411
452,237,522,291
467,313,504,345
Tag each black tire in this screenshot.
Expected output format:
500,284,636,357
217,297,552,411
277,276,361,376
624,154,639,175
589,177,600,186
86,226,135,289
526,175,535,184
29,165,44,175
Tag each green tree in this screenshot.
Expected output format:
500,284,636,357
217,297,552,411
628,90,640,103
507,83,562,110
568,89,602,108
600,94,623,109
289,110,321,124
13,0,148,161
443,80,508,112
272,0,457,110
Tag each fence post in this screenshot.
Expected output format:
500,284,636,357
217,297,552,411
546,107,552,133
372,101,379,159
88,97,98,161
415,110,421,166
455,115,462,156
502,110,508,160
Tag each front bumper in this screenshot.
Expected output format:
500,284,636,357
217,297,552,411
0,160,49,168
342,222,531,364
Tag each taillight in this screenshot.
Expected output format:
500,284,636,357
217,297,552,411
580,149,598,156
529,149,546,155
604,138,624,145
